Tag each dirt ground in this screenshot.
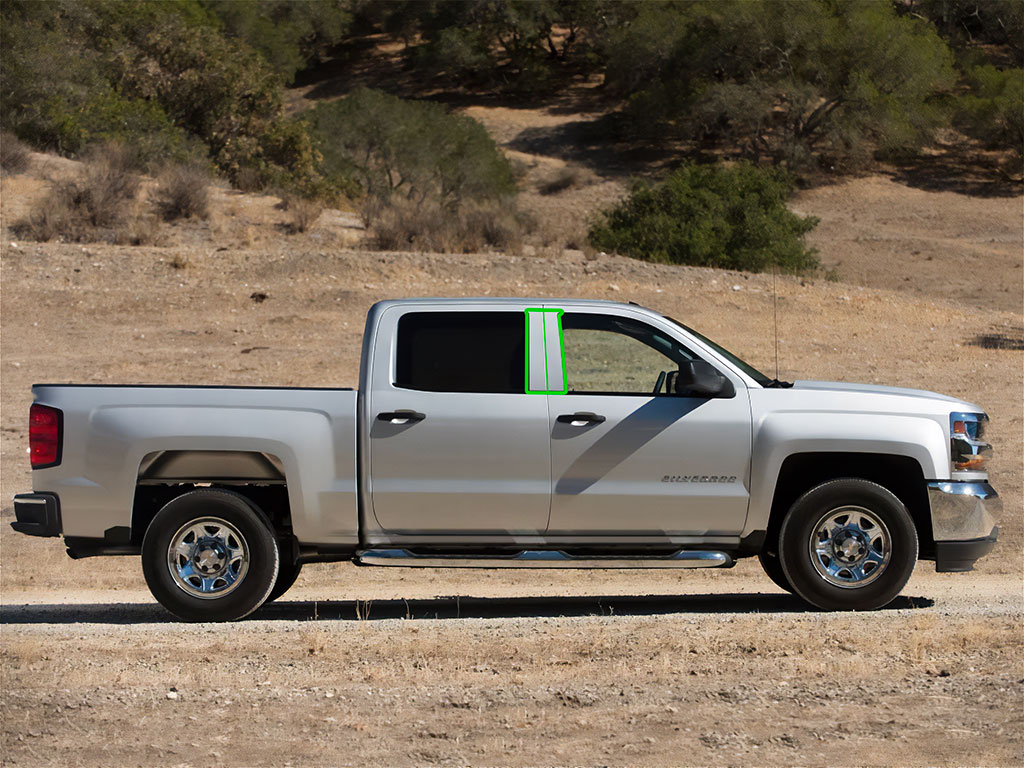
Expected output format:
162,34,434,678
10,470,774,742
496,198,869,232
1,100,1022,766
2,573,1021,767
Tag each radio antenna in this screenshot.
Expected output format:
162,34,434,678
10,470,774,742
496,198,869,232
772,261,780,381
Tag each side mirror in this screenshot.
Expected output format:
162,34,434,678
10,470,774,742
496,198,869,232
668,361,735,398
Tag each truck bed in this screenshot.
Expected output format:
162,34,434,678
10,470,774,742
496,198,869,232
29,384,360,545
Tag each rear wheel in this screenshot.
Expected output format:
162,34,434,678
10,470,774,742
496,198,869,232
142,489,279,622
267,557,302,603
779,478,917,611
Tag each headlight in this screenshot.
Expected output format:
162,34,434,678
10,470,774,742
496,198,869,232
950,412,991,474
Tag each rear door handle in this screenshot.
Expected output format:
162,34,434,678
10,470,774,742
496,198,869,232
556,412,606,426
377,410,426,424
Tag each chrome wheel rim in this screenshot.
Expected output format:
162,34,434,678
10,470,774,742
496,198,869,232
808,506,891,588
167,517,249,599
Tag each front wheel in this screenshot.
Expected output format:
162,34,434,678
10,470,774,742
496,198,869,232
757,549,793,593
142,489,280,622
778,479,918,611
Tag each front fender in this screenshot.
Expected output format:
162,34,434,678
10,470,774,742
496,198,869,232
744,412,947,537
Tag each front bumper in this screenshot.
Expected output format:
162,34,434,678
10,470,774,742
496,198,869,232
11,493,62,537
927,481,1000,572
934,527,998,573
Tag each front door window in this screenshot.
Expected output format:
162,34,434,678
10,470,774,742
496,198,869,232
562,314,695,395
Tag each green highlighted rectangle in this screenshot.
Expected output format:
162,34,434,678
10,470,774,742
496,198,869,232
525,308,567,394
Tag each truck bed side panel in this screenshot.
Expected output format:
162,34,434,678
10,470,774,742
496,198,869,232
30,386,358,545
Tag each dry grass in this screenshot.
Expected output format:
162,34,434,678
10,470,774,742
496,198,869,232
0,131,30,175
153,164,210,221
367,198,444,250
208,198,256,248
3,607,1019,689
281,195,324,234
464,200,532,252
232,165,265,193
509,155,535,183
299,626,331,656
368,197,530,253
11,142,148,243
537,164,596,195
111,213,163,246
74,143,140,226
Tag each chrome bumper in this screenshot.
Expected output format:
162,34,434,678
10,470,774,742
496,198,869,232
927,481,1001,541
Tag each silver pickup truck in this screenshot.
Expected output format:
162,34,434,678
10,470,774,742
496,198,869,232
12,298,999,620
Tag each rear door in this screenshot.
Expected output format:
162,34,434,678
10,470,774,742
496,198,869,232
366,306,551,534
543,307,752,537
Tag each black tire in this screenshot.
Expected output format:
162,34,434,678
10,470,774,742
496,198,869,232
266,557,302,603
142,489,280,622
778,478,918,611
757,549,794,593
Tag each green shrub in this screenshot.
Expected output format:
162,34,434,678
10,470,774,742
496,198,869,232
604,1,956,170
307,88,526,251
113,13,300,178
588,162,820,273
398,1,608,92
204,0,352,83
41,88,196,168
915,0,1023,64
229,117,328,198
306,88,515,210
0,5,109,153
1,1,322,189
954,65,1024,159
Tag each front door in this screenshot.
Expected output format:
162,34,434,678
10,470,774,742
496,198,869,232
367,307,551,534
544,309,751,537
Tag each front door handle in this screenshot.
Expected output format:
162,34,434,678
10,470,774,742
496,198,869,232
556,412,606,426
377,410,426,424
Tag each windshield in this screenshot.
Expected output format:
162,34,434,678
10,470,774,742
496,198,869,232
663,315,773,387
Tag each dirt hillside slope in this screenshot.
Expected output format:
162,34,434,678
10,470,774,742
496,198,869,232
793,176,1023,313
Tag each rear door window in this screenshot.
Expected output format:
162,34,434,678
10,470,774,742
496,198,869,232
395,312,525,394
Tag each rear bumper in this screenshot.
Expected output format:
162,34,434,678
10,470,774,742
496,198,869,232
927,481,1000,572
11,493,62,537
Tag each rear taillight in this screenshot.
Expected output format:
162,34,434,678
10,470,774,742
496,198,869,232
29,404,62,469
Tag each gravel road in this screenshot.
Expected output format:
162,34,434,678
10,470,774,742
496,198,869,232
3,566,1021,767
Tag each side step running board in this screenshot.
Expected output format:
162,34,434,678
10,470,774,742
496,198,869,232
355,549,733,569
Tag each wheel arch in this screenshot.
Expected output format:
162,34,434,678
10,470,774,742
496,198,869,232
131,450,293,545
762,452,933,559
